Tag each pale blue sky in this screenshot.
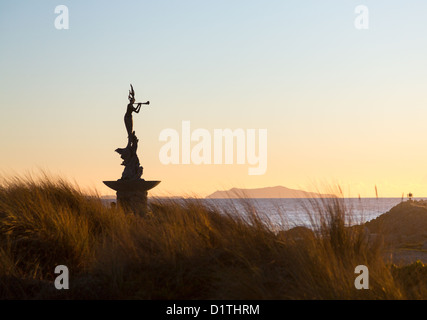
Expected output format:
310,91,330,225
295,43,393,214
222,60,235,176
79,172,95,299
1,1,427,196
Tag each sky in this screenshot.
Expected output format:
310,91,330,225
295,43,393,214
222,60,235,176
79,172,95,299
1,1,427,198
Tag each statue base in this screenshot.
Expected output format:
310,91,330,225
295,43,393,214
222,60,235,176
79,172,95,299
103,179,161,215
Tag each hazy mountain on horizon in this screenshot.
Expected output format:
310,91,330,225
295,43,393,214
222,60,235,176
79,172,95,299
206,186,333,199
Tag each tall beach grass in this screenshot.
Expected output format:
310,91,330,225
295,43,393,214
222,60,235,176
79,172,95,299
0,174,425,299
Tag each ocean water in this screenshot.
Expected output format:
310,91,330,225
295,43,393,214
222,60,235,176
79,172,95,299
203,198,406,230
103,197,420,230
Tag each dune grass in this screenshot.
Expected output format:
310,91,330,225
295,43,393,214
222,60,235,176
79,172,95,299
0,175,425,299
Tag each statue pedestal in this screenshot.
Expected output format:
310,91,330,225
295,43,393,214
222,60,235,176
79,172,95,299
103,180,160,215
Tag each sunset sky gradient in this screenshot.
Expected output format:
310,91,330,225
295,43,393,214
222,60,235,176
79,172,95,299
1,1,427,197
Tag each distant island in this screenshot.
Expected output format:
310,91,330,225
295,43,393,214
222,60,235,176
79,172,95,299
206,186,333,199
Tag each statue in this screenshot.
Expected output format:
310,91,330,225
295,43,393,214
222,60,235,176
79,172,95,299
116,84,149,180
103,84,160,215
